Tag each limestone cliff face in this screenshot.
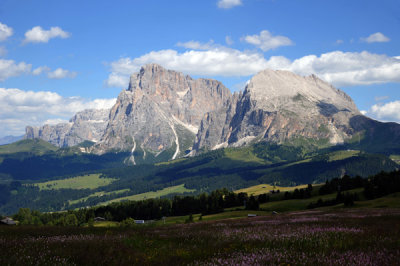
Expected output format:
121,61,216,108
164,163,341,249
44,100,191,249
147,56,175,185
25,109,110,147
193,69,361,151
94,64,232,161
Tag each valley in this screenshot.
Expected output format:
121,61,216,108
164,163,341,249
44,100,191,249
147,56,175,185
0,135,399,214
1,186,400,265
2,1,400,265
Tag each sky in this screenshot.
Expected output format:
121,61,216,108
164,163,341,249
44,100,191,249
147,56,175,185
0,0,399,137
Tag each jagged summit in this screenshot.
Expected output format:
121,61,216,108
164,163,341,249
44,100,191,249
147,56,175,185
245,68,358,113
193,68,362,152
94,63,232,161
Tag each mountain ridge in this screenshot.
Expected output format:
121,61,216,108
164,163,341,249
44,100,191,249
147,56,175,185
24,64,400,162
25,108,110,147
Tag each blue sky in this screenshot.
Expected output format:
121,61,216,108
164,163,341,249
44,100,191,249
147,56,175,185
0,0,399,137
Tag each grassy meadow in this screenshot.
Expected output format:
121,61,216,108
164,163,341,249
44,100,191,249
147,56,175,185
0,139,58,155
1,207,399,265
36,174,117,190
234,183,311,196
69,189,130,205
98,184,196,205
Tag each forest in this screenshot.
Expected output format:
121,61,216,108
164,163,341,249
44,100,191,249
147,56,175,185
4,170,399,226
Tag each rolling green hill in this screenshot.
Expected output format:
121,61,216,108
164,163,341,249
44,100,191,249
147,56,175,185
0,139,58,156
0,140,398,214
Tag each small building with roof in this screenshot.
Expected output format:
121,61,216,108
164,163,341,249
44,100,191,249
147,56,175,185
1,217,17,225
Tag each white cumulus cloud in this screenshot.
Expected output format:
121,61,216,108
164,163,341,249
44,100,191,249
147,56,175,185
0,59,31,81
47,68,77,79
264,51,400,87
0,87,116,137
32,66,51,75
361,32,390,43
32,66,77,79
0,22,13,42
243,30,294,51
23,26,70,44
106,40,400,89
105,47,268,88
369,101,400,123
217,0,242,9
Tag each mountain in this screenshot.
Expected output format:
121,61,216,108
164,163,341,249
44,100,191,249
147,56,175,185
93,64,232,163
24,64,400,160
194,69,361,152
25,108,110,147
0,135,23,146
4,64,399,213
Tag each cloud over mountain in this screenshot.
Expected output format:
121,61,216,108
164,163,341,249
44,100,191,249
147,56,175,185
0,87,115,136
267,51,400,86
105,48,268,88
369,101,400,122
106,42,400,89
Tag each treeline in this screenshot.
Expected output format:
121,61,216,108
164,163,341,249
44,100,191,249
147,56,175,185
283,184,313,200
307,192,359,209
10,188,269,226
308,170,400,208
318,170,400,199
364,170,400,199
319,175,365,195
7,170,400,226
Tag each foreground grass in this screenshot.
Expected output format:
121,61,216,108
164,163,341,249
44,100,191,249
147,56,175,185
36,174,117,190
1,208,399,265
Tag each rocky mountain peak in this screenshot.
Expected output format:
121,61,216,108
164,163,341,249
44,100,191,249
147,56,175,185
25,108,110,147
95,64,233,160
245,69,358,113
193,69,362,152
128,64,190,96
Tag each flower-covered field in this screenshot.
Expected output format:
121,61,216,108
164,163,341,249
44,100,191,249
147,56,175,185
1,208,399,265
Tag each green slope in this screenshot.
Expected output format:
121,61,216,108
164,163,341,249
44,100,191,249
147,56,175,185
0,138,399,213
0,139,58,155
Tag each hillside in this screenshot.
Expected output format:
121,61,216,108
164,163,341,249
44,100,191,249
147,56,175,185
0,139,58,155
0,142,398,214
